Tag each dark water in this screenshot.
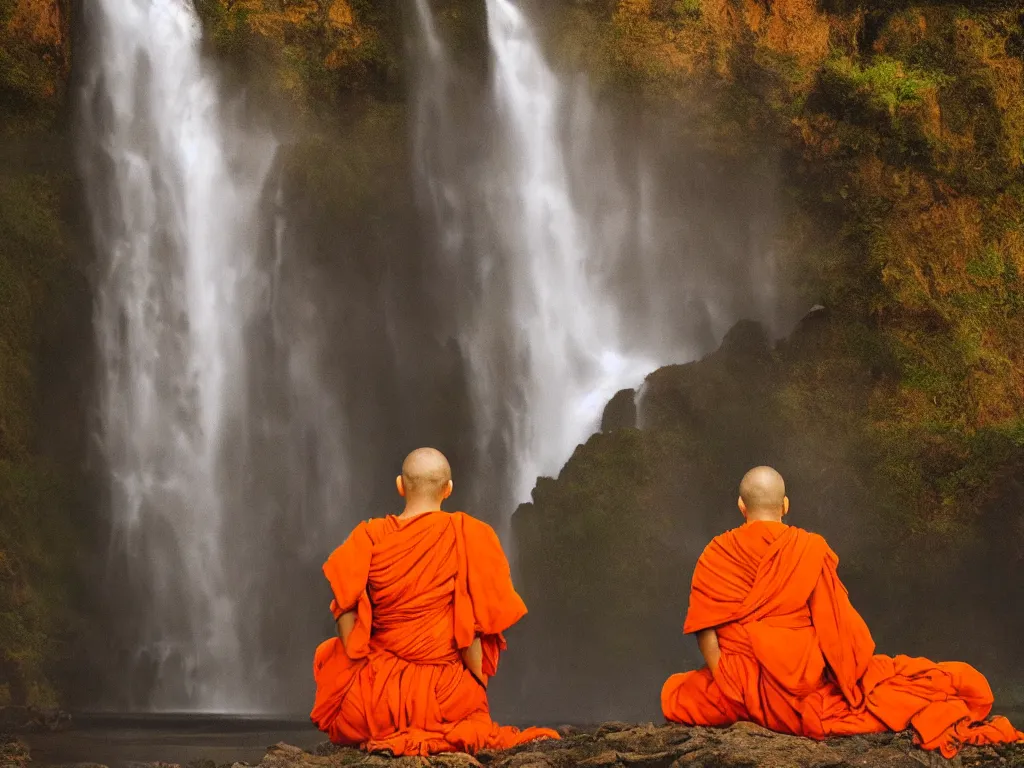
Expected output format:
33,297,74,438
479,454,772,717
23,715,323,767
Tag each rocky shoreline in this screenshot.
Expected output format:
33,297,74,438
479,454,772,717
4,722,1022,768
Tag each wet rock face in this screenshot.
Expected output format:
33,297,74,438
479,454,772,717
181,724,1024,768
600,390,637,433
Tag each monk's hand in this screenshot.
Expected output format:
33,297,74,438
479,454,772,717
461,636,486,686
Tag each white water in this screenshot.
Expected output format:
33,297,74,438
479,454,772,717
482,0,656,502
411,0,651,511
78,0,275,710
410,0,467,265
413,0,663,516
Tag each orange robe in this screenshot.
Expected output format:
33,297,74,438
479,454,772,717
661,520,1023,758
310,511,559,755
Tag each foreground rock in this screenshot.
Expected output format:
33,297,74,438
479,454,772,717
1,736,31,768
260,723,1021,768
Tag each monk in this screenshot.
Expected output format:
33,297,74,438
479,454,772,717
662,466,1023,758
310,448,559,756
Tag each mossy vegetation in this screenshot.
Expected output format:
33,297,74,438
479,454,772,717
521,0,1024,557
0,0,84,708
192,0,403,113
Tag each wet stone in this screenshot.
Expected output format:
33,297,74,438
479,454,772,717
503,752,552,768
593,724,633,738
430,754,482,768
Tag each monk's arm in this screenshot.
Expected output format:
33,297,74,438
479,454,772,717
335,610,357,648
696,628,721,673
461,637,485,685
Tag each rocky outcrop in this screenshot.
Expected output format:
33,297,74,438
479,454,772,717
506,312,1024,724
600,390,637,433
40,724,1023,768
0,736,31,768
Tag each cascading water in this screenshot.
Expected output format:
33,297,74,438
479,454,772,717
411,0,792,524
412,0,662,518
71,0,791,714
481,0,659,504
78,0,276,710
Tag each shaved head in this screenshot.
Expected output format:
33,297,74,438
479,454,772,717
401,447,452,500
739,466,786,514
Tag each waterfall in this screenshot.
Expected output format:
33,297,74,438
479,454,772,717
78,0,277,711
408,1,791,522
72,0,789,713
411,0,660,517
481,0,658,503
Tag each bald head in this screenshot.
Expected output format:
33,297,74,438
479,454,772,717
399,447,452,502
739,466,788,519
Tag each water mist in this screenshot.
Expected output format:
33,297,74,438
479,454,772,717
77,0,347,712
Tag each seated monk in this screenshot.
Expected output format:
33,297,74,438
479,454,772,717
662,466,1023,758
310,447,559,756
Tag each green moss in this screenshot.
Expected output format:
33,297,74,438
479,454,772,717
825,55,939,114
966,246,1005,282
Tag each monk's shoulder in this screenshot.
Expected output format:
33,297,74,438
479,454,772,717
450,510,493,531
784,525,839,561
694,530,735,569
787,525,829,546
705,526,743,553
346,517,385,544
451,511,507,549
806,529,828,547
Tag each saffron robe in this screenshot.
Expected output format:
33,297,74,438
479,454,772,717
661,520,1023,758
310,511,559,755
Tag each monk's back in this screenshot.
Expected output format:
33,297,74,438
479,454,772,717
686,521,829,634
364,512,460,664
312,448,560,755
707,520,790,583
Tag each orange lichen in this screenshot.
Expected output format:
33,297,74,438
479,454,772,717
6,0,64,50
328,0,354,29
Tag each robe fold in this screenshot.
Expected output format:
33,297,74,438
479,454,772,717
661,520,1023,758
310,511,559,756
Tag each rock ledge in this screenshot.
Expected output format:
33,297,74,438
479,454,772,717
7,723,1023,768
258,723,1022,768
